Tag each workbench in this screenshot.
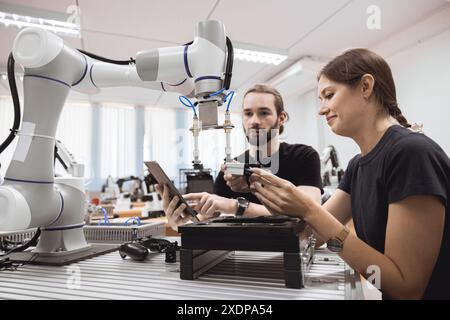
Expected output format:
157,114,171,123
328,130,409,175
0,240,374,300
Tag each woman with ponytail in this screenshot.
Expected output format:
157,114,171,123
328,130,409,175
249,49,450,299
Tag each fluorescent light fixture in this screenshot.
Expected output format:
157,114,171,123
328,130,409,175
234,48,287,65
233,43,288,65
266,55,330,97
0,11,80,37
0,4,80,38
267,60,304,87
0,72,25,81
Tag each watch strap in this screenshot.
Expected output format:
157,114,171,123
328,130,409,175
236,204,246,216
235,198,249,216
335,226,350,243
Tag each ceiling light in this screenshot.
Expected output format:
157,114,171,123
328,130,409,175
234,48,287,65
266,55,330,95
0,10,80,38
267,60,304,87
0,72,26,81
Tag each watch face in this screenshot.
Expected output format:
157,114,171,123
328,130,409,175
327,239,342,253
237,197,249,208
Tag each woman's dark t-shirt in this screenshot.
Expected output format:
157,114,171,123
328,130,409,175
339,125,450,299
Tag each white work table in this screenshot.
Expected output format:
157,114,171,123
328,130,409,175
0,243,378,300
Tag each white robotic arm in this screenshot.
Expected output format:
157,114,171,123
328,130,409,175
320,145,344,187
12,20,231,99
75,59,195,96
0,20,233,256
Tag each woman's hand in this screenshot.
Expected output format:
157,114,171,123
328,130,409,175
184,192,236,217
249,168,316,219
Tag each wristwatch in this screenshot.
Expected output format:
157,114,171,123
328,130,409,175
235,197,250,217
326,226,350,253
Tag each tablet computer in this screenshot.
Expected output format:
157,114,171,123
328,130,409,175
144,161,200,222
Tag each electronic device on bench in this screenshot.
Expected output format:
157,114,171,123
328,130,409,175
178,215,315,289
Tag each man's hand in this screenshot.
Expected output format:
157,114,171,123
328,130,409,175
184,192,237,217
156,184,191,232
222,163,251,193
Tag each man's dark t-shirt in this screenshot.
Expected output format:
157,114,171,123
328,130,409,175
214,142,323,204
338,125,450,299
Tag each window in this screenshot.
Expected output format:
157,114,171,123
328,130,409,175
144,107,178,180
99,104,137,178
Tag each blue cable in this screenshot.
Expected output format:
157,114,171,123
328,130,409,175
124,217,141,226
224,91,235,112
180,89,234,114
209,88,225,97
98,207,109,225
101,207,108,222
179,95,197,117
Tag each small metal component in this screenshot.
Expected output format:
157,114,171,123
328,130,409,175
164,244,178,263
197,100,219,127
223,111,234,162
224,162,245,175
189,116,201,166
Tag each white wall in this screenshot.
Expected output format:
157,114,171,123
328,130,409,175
283,90,320,149
283,27,450,170
388,28,450,156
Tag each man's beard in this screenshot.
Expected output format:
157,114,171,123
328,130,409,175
245,121,280,146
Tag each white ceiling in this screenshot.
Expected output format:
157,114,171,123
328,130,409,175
0,0,449,108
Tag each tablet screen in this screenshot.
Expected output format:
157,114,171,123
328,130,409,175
144,161,199,222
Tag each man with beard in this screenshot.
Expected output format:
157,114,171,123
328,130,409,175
157,84,323,231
